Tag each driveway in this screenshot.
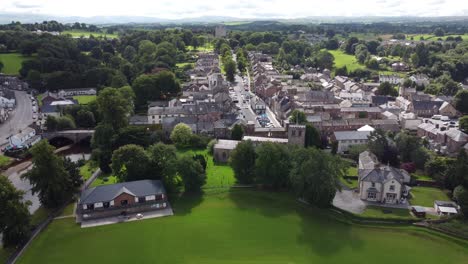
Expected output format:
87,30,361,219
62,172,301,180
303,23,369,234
0,90,33,146
333,190,366,214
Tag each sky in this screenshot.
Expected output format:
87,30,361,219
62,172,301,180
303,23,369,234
1,0,468,19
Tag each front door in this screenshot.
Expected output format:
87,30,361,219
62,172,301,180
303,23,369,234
386,193,396,203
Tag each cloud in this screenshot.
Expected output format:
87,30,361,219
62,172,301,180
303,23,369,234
0,0,466,18
13,1,42,9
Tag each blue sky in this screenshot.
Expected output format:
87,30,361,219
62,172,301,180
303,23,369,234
1,0,467,19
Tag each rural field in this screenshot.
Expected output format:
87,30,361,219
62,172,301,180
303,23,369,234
73,95,96,105
328,50,366,72
17,189,468,264
0,53,33,75
62,30,118,39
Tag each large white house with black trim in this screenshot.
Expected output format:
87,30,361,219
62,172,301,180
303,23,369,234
358,151,411,204
77,180,169,222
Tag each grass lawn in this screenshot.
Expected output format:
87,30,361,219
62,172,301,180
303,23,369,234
17,190,468,264
176,62,195,68
0,53,34,75
30,207,53,227
79,161,97,181
177,148,236,188
223,21,252,26
406,34,468,41
340,176,359,189
186,43,214,52
62,30,118,39
436,219,468,238
360,205,415,220
328,50,366,72
72,95,96,105
60,202,76,217
0,154,13,168
410,187,451,207
90,173,119,188
412,171,435,182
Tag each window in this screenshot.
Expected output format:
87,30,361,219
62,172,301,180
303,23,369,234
120,200,128,206
103,202,110,208
298,131,302,137
87,204,94,210
390,185,395,191
371,182,375,187
138,197,146,203
367,192,377,199
292,130,296,136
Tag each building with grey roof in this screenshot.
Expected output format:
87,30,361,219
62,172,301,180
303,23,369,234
213,140,240,163
77,180,169,222
333,131,371,154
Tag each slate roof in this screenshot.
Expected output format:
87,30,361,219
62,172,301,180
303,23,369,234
412,100,443,111
359,166,405,184
79,180,166,204
334,131,371,141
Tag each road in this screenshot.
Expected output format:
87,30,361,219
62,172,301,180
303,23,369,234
0,90,34,146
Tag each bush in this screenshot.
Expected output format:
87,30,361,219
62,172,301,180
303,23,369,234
56,116,76,130
207,139,217,155
401,162,416,173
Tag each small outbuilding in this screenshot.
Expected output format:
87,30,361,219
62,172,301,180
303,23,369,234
411,206,426,218
213,139,240,163
434,200,458,216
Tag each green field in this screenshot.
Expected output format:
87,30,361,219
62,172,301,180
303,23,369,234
328,50,366,72
17,189,468,264
73,95,96,105
62,30,118,39
187,43,214,52
360,205,415,220
411,187,451,207
175,62,195,68
406,34,468,41
90,174,119,187
79,161,97,181
0,53,34,75
223,21,252,26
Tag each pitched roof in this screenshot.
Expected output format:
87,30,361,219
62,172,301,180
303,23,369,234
359,166,405,184
79,180,166,205
334,131,371,141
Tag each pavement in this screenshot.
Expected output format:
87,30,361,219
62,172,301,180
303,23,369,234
0,90,34,146
80,207,174,228
333,190,366,214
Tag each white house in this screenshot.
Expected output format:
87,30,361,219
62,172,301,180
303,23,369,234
333,131,371,154
0,96,15,108
358,151,411,204
58,88,97,98
8,127,40,149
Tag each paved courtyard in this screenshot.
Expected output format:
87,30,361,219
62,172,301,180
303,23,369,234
333,190,366,214
80,207,174,228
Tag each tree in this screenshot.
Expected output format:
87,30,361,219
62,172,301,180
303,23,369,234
148,143,178,193
433,27,445,37
377,82,398,96
0,176,31,247
224,59,236,82
97,87,134,130
290,148,345,207
314,50,334,70
75,109,96,128
170,123,193,148
207,139,216,155
305,124,322,148
91,123,115,173
0,60,3,72
45,115,58,131
177,155,206,192
22,140,75,208
132,71,180,107
459,115,468,132
453,185,468,218
231,124,244,140
395,132,421,162
111,144,150,182
454,90,468,114
230,140,256,184
344,37,359,54
112,126,153,149
62,157,83,193
348,144,369,161
367,129,398,166
289,110,307,125
56,116,76,130
255,143,291,188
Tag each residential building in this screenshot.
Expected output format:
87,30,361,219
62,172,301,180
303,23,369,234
213,140,240,163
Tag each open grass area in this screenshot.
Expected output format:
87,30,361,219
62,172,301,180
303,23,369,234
360,205,415,220
406,34,468,41
223,21,252,26
30,207,53,227
412,171,435,182
328,50,366,72
90,173,119,187
17,189,468,264
436,219,468,238
0,53,34,75
0,154,13,169
177,148,236,188
62,30,118,39
72,95,96,105
79,161,97,181
176,62,195,68
186,43,214,52
60,202,76,217
410,187,451,207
